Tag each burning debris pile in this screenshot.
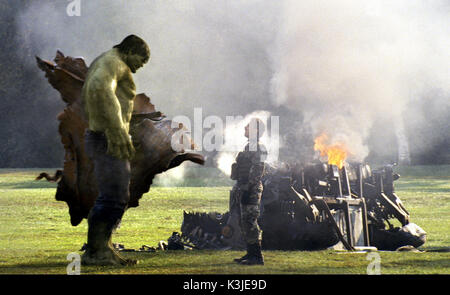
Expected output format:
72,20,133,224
181,135,426,251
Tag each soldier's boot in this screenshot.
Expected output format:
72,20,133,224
233,252,250,263
81,221,137,266
238,242,264,265
234,242,257,263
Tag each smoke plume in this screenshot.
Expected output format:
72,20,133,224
270,0,450,162
15,0,450,166
216,110,279,176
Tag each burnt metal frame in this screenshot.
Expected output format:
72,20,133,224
313,164,371,249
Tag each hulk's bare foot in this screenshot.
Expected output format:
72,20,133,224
82,247,137,266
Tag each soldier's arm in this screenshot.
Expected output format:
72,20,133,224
84,58,135,159
248,152,265,189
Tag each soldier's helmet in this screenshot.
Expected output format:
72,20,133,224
245,117,265,139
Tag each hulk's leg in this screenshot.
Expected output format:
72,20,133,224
82,131,136,266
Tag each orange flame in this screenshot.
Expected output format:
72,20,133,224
314,133,348,169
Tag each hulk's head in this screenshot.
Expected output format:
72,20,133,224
114,35,150,73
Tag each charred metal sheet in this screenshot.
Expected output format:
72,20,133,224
36,51,204,226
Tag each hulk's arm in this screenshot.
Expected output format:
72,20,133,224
83,56,135,159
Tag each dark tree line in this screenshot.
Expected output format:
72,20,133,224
0,1,65,167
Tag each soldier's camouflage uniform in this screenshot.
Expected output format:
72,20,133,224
230,143,267,245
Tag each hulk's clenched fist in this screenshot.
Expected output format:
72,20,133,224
82,35,150,159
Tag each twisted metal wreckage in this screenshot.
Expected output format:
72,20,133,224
182,162,427,251
36,52,426,252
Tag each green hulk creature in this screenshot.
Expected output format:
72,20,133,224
231,118,267,265
81,35,150,265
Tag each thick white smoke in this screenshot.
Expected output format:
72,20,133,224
216,110,280,176
270,0,450,162
16,0,280,119
16,0,450,166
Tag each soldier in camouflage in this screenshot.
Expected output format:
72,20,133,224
231,118,267,265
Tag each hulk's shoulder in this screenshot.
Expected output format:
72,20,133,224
89,49,127,71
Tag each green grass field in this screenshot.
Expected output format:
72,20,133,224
0,166,448,274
